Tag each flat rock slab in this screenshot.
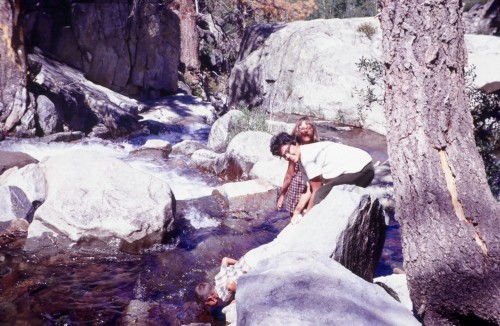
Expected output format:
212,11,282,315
237,252,420,326
212,179,277,212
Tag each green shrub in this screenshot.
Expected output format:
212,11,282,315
228,103,269,141
353,56,384,122
466,66,500,196
353,60,499,197
308,0,377,19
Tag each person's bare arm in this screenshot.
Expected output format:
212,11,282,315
277,161,296,209
227,279,237,293
293,184,311,216
307,177,322,211
221,257,238,267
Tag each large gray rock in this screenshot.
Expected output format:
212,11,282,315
217,131,274,180
212,179,278,212
191,149,222,173
228,18,385,134
172,139,207,156
249,157,288,187
25,151,175,253
0,186,32,222
465,34,500,87
207,110,245,152
237,252,420,326
374,274,413,312
0,164,47,204
229,18,500,135
24,1,180,97
28,51,141,137
242,188,387,282
36,95,61,135
130,139,173,159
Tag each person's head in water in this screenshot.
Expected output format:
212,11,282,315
195,282,220,307
292,117,319,145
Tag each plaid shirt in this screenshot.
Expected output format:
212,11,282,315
285,164,307,212
214,258,252,303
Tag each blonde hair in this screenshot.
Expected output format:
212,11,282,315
292,117,320,144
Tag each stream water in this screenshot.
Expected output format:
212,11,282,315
0,119,402,325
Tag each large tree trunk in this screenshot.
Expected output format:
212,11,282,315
172,0,200,72
0,0,27,134
380,1,500,325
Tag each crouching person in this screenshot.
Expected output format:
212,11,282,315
270,132,375,212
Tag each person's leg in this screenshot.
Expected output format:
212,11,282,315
313,162,375,205
353,162,375,187
313,179,340,205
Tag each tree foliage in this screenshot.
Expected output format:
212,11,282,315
466,68,500,197
234,0,318,22
310,0,377,19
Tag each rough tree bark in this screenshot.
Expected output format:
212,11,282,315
172,0,201,72
0,0,27,134
380,1,500,325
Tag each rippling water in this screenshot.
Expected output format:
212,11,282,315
0,122,402,325
0,208,291,324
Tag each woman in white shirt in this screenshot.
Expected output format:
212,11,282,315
270,132,374,211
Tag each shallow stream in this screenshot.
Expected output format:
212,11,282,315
0,119,402,325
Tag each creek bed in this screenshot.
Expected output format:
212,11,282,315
0,122,403,324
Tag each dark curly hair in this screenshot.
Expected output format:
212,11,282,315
270,132,295,157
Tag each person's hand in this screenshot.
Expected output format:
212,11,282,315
291,213,303,225
277,194,285,210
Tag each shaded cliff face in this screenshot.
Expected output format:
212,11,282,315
22,0,181,99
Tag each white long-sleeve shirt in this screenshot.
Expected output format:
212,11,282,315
299,141,372,180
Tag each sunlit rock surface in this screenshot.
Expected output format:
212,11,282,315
212,179,277,212
29,50,141,137
249,157,288,187
190,148,222,173
238,188,387,282
207,110,245,153
172,139,207,156
237,252,420,325
0,163,46,204
217,131,274,180
25,151,175,253
374,273,413,312
229,17,500,135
